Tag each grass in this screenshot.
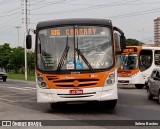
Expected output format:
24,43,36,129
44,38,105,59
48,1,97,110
8,72,35,81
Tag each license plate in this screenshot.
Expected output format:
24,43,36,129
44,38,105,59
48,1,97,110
69,89,83,95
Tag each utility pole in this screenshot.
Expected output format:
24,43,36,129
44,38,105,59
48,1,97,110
15,26,21,46
24,0,28,81
138,27,144,46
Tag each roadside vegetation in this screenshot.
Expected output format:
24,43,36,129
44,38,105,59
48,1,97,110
0,43,34,81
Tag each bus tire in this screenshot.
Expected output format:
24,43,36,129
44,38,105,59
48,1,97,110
135,84,144,89
103,100,117,109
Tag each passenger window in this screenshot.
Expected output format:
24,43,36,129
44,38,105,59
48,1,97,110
155,50,160,65
139,50,152,72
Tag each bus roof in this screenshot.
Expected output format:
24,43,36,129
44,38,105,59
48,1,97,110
142,46,160,50
36,18,112,29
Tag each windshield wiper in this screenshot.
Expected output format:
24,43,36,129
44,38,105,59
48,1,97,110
56,36,70,72
75,37,95,73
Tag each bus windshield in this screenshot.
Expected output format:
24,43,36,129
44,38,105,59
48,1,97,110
36,26,113,72
117,54,138,70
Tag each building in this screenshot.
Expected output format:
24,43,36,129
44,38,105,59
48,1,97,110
154,17,160,44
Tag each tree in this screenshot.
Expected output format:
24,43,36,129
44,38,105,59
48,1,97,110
126,38,144,46
10,47,25,73
27,51,34,73
0,43,12,70
0,43,35,73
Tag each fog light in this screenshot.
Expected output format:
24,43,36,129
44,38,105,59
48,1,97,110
107,79,112,85
41,82,46,87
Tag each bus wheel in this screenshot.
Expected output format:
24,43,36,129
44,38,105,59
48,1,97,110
147,88,153,100
135,84,144,89
103,100,117,109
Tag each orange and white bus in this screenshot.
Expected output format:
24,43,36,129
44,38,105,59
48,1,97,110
26,18,126,109
117,45,160,89
117,46,144,89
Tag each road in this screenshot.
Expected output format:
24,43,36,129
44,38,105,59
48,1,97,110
0,80,160,129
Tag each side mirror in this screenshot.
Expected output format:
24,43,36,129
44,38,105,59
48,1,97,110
120,35,126,49
113,26,126,54
26,35,32,49
114,32,121,54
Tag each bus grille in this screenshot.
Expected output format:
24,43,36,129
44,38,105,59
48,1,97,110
46,76,99,87
57,92,96,98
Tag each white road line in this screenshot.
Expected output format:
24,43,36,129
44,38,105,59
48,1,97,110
22,87,36,89
0,86,36,91
0,93,30,97
0,97,15,103
5,87,31,91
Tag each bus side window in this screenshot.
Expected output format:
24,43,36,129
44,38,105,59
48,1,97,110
155,50,160,65
139,50,152,72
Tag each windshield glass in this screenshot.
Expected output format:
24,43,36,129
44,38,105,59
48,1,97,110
37,26,113,71
117,54,138,70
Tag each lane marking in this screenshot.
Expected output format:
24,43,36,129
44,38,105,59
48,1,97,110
0,97,15,103
0,86,36,91
0,93,33,97
5,87,30,91
22,87,36,89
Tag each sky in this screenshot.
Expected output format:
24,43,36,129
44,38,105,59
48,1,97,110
0,0,160,48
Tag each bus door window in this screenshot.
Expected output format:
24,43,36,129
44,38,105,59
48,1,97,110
139,50,152,72
155,50,160,66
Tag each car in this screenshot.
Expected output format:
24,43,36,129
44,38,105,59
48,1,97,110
146,68,160,104
0,68,7,82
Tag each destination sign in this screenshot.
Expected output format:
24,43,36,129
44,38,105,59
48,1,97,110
123,48,137,53
50,27,106,36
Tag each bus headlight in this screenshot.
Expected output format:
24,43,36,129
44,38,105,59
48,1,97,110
106,79,112,85
36,74,48,89
131,73,137,78
106,72,115,86
38,77,43,82
41,82,47,87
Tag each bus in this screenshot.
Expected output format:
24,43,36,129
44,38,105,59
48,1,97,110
117,45,160,89
26,18,126,109
117,46,144,89
139,45,160,87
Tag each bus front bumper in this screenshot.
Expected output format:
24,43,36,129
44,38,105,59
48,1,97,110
118,74,145,85
36,85,118,103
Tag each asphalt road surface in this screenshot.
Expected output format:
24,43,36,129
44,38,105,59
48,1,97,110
0,79,160,129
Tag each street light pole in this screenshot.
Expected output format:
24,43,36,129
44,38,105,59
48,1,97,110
15,26,21,46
